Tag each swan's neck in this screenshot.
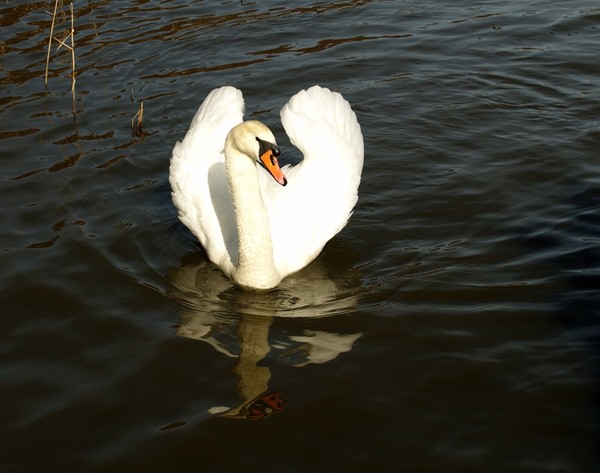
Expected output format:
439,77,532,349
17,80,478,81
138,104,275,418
225,142,280,289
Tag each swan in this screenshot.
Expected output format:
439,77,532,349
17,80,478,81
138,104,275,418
169,85,363,290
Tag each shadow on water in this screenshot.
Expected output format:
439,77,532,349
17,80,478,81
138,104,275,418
165,250,364,420
517,183,600,437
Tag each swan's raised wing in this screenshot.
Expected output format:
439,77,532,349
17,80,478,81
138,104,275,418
170,86,244,273
261,86,364,278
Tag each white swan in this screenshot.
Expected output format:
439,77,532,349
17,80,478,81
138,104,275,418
169,85,363,290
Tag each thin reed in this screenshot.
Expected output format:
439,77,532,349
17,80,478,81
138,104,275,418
132,102,145,137
44,0,76,112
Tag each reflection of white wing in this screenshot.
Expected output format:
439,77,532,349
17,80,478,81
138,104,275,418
166,257,239,358
287,331,363,367
177,319,237,359
166,252,363,366
167,254,363,418
166,250,361,319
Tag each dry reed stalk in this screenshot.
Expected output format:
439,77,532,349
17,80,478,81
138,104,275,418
69,2,76,115
44,0,60,85
44,0,76,109
132,102,144,137
69,2,76,96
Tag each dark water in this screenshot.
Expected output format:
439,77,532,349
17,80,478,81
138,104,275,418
2,1,599,471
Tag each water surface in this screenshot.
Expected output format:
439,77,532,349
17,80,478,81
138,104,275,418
1,1,599,472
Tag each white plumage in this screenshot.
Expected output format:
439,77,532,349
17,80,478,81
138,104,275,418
169,85,363,290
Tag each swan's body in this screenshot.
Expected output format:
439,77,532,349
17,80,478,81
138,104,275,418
169,85,363,290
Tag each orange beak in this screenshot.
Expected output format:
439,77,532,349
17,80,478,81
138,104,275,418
260,150,287,186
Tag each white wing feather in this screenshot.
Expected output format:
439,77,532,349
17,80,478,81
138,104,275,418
169,86,244,275
259,86,364,277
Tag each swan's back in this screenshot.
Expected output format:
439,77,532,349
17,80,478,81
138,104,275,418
169,86,244,273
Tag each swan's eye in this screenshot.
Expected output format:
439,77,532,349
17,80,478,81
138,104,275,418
256,137,281,159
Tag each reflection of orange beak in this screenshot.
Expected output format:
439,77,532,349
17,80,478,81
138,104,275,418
260,150,287,186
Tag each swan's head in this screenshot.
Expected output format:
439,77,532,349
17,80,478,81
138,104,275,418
228,120,287,186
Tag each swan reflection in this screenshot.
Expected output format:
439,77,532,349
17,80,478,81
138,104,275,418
166,252,363,419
